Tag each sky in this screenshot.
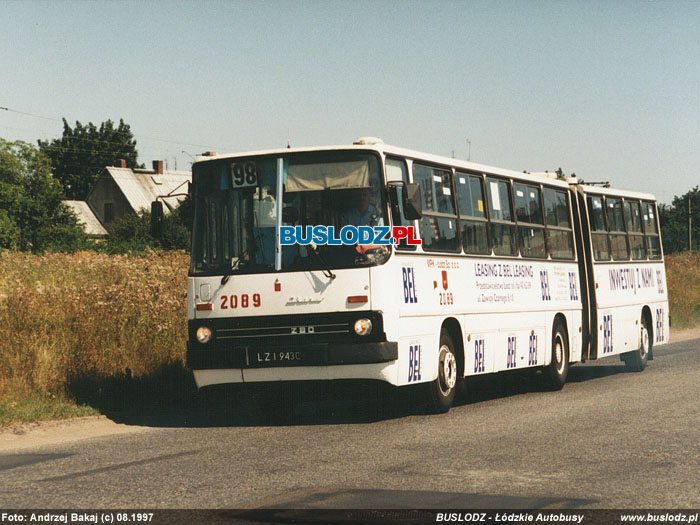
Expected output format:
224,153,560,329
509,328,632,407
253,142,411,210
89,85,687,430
1,0,698,204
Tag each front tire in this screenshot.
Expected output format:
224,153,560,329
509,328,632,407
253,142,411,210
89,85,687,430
624,314,650,372
545,321,569,390
427,331,458,413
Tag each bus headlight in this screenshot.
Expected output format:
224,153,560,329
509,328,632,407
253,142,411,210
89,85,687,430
196,326,212,344
354,318,373,336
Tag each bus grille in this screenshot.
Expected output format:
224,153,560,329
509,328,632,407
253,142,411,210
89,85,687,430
188,311,385,346
216,321,349,340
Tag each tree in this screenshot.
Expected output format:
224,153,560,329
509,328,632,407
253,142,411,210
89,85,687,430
38,118,140,200
659,187,700,254
0,138,88,252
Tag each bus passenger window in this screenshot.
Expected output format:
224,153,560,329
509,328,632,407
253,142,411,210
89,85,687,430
544,189,574,259
487,178,516,256
643,202,662,259
625,200,646,260
456,173,489,254
514,183,546,258
607,198,629,260
413,164,459,252
587,195,610,261
544,189,571,227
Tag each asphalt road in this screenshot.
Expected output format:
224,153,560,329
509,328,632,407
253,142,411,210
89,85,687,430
1,336,699,510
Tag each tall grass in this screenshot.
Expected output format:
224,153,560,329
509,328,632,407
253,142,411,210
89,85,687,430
0,250,190,425
665,252,700,329
0,250,698,426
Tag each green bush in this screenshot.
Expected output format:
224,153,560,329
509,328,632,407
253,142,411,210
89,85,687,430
104,211,154,254
103,202,191,254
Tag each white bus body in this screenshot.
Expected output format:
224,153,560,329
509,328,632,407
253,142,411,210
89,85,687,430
186,142,668,413
571,185,669,365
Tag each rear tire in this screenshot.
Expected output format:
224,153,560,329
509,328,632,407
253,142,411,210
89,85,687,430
545,321,569,390
624,314,650,372
427,331,458,413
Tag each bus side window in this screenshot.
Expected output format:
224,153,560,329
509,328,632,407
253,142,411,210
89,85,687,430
456,172,489,254
412,164,459,252
587,195,610,261
514,183,546,258
643,201,662,259
486,178,517,256
543,188,574,259
624,200,646,260
386,158,416,251
607,197,629,260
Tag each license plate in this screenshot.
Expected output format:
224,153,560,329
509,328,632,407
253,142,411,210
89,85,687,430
246,349,323,368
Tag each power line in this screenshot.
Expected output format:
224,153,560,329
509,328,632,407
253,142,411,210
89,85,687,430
1,106,61,122
1,104,231,152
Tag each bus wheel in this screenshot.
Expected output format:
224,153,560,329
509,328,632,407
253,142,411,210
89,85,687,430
545,321,569,390
427,331,458,413
624,315,650,372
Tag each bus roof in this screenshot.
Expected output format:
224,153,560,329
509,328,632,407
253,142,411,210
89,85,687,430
194,140,655,198
573,183,658,202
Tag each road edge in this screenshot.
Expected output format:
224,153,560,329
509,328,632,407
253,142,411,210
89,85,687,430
0,414,148,452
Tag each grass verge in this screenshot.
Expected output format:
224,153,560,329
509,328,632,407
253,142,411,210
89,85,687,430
0,384,98,427
665,252,700,329
0,250,191,427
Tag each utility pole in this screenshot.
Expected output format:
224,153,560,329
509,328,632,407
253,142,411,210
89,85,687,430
690,193,693,252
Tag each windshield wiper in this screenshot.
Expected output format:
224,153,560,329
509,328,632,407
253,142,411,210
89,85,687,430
221,253,250,284
308,242,336,280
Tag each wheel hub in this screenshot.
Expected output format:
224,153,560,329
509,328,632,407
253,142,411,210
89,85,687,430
438,345,457,395
640,326,649,358
554,336,565,374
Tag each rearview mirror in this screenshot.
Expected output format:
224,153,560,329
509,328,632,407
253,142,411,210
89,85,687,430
403,183,423,220
150,200,163,237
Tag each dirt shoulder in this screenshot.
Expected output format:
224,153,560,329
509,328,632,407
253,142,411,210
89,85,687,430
670,326,700,343
0,415,148,452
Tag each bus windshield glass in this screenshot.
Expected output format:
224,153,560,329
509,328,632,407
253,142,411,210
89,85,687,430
190,151,387,275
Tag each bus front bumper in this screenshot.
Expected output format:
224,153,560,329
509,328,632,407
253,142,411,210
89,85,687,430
186,341,398,370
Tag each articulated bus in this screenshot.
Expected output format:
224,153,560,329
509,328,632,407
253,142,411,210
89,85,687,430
185,139,669,414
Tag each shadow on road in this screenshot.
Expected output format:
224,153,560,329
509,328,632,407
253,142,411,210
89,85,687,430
67,357,636,429
237,487,599,510
460,361,627,406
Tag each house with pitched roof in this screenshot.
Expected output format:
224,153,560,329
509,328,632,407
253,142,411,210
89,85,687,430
66,160,191,234
63,200,109,237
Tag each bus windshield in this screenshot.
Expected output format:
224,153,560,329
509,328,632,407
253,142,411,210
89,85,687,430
190,151,388,275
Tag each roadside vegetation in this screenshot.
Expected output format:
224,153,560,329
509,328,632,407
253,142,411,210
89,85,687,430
0,250,698,427
665,251,700,329
0,250,191,426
